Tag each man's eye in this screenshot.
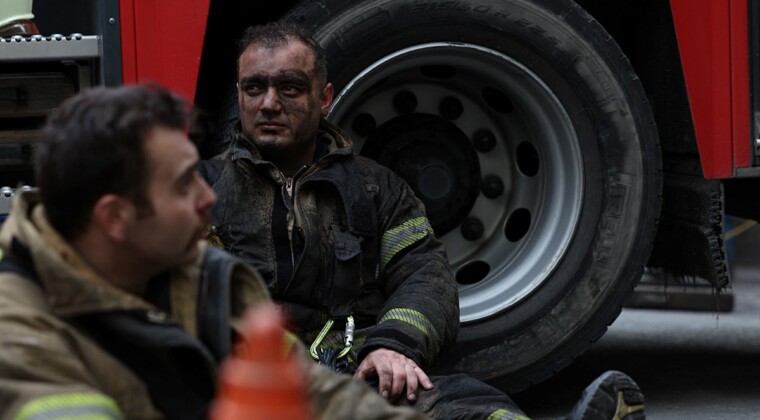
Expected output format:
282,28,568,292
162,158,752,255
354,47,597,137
177,172,197,193
244,85,264,94
280,84,306,95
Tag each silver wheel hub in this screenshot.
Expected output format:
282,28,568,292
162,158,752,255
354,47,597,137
328,43,584,323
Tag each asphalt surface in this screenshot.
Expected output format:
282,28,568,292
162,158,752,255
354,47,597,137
512,233,760,419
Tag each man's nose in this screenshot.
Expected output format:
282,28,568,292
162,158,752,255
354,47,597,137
261,87,282,111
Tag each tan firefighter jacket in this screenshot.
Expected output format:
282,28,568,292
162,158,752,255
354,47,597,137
0,190,425,419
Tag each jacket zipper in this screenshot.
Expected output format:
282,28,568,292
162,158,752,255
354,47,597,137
281,166,308,287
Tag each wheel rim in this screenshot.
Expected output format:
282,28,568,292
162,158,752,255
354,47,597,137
328,43,584,323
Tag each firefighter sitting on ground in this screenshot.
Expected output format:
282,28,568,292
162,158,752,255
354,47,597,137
201,22,646,420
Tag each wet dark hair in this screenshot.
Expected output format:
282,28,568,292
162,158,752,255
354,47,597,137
237,22,328,87
36,83,189,240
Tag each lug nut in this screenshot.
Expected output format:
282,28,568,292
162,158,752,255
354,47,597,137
481,175,504,199
461,217,484,241
473,130,496,153
393,90,418,114
439,96,463,120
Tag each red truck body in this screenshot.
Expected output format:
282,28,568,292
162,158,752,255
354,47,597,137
119,0,756,180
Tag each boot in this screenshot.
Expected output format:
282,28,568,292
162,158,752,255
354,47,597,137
565,370,645,420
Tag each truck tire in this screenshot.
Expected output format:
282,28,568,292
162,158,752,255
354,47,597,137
285,0,662,391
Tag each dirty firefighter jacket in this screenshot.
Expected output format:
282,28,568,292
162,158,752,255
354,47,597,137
202,119,459,370
0,191,425,420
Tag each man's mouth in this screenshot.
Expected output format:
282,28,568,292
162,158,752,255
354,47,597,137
256,121,285,130
197,215,211,240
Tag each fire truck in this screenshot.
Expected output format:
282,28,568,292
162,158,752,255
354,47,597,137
1,0,758,392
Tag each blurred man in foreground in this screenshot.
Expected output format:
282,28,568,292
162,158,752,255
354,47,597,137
0,84,424,420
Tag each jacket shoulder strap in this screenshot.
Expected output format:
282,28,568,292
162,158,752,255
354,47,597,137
197,246,235,362
0,238,42,288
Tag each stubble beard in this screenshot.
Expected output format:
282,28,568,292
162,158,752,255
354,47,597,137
254,131,317,171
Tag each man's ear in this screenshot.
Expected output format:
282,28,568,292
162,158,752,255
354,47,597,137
91,194,133,243
321,82,334,115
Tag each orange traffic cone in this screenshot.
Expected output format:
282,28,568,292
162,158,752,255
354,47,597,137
210,304,312,420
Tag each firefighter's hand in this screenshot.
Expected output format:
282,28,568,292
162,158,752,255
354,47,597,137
354,348,433,401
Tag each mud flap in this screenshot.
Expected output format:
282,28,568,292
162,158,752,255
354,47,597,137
646,172,729,290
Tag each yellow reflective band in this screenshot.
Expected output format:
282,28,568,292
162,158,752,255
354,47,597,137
379,308,440,360
380,217,433,272
283,330,300,356
486,408,531,420
14,393,121,420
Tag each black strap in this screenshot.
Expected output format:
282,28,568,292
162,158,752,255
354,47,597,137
69,313,215,420
0,238,42,288
197,246,237,362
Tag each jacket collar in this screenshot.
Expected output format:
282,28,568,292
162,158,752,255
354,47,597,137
228,118,355,166
0,190,203,325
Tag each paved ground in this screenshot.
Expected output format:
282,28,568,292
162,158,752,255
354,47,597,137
512,227,760,419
